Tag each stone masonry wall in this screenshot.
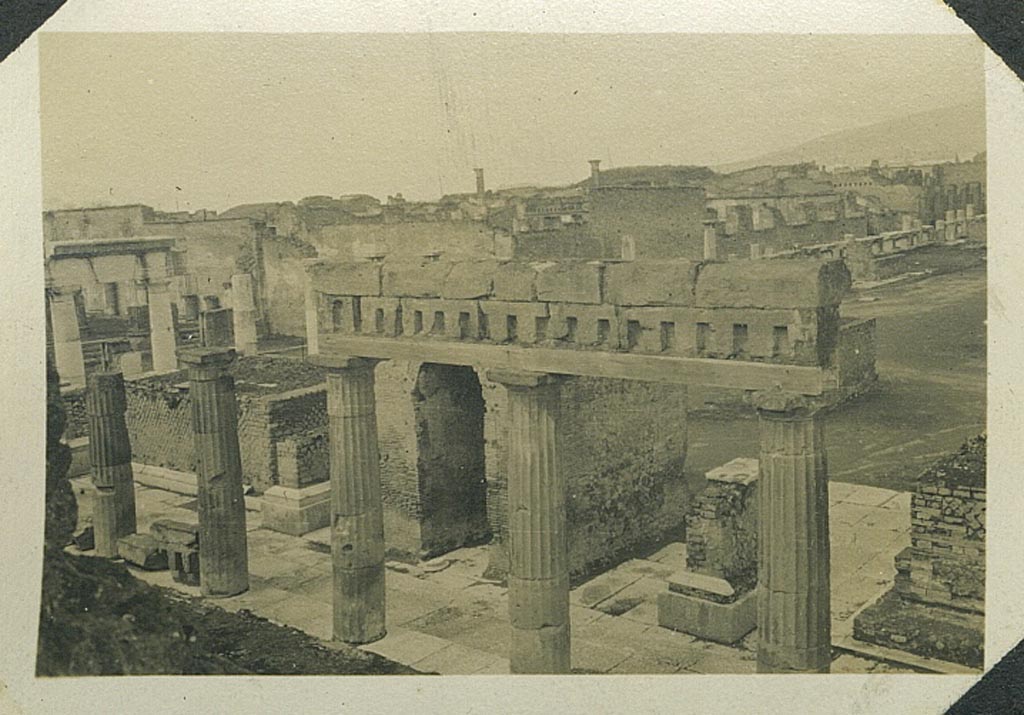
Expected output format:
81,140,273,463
309,256,851,371
684,470,758,594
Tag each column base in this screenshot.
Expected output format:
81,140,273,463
510,623,571,674
333,564,387,645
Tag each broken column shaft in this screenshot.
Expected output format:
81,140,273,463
754,390,831,673
147,276,179,373
313,355,387,644
488,370,570,674
86,371,137,557
181,348,249,597
231,273,259,356
49,288,86,387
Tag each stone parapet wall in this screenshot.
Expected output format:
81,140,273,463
309,257,851,369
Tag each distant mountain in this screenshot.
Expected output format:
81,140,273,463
717,103,986,173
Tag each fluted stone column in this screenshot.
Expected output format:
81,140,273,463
181,348,249,597
231,273,259,356
86,371,137,557
487,370,569,674
304,264,320,356
147,276,179,373
311,355,386,644
754,390,831,674
49,288,86,387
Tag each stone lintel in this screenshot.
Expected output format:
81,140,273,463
706,457,759,486
307,354,382,372
178,347,237,369
485,369,566,389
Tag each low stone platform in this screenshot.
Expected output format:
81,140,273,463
66,475,919,674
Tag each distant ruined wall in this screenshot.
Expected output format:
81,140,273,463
261,234,317,337
587,186,706,259
311,221,500,261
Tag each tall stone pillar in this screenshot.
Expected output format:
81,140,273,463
180,348,249,597
304,264,320,357
487,370,569,674
754,390,831,674
231,273,259,356
86,371,137,557
147,276,178,373
49,288,86,388
311,355,386,644
703,220,719,261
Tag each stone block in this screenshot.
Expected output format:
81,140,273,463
548,303,621,348
666,571,736,601
706,457,759,487
308,260,381,296
150,518,199,548
382,260,452,298
117,533,169,570
493,262,538,302
73,526,95,551
442,260,497,299
67,436,91,478
534,261,604,304
478,301,549,343
695,258,850,309
603,260,698,306
261,482,332,536
657,586,757,645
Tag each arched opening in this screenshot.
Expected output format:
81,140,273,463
412,363,489,558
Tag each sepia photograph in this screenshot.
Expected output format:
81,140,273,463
4,2,1023,711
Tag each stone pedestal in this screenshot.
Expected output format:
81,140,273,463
261,482,331,536
86,371,137,557
231,273,259,356
754,390,831,674
49,289,86,387
312,355,386,644
180,348,249,597
488,370,570,674
147,277,179,373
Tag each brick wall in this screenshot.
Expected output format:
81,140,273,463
684,466,758,594
835,318,877,395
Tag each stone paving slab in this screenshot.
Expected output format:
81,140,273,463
67,477,920,675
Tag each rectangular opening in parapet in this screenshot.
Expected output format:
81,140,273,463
431,311,446,335
331,300,346,330
565,316,578,342
506,314,518,342
597,319,611,344
696,322,711,354
732,323,748,355
773,326,790,356
458,311,471,339
374,308,385,334
660,322,675,352
535,316,549,341
413,310,424,334
626,320,642,349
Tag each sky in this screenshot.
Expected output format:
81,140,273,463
39,33,985,212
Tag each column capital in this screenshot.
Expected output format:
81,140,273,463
178,347,237,371
752,387,826,417
308,354,382,372
485,369,567,389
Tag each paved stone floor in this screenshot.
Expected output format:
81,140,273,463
69,469,916,674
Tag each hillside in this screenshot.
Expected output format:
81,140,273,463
718,102,985,173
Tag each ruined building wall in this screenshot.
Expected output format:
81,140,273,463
372,358,689,578
261,234,318,337
311,221,499,261
43,205,153,244
587,186,706,259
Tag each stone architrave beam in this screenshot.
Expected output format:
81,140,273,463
487,369,570,674
309,354,387,644
86,370,137,557
753,389,831,673
180,348,249,597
